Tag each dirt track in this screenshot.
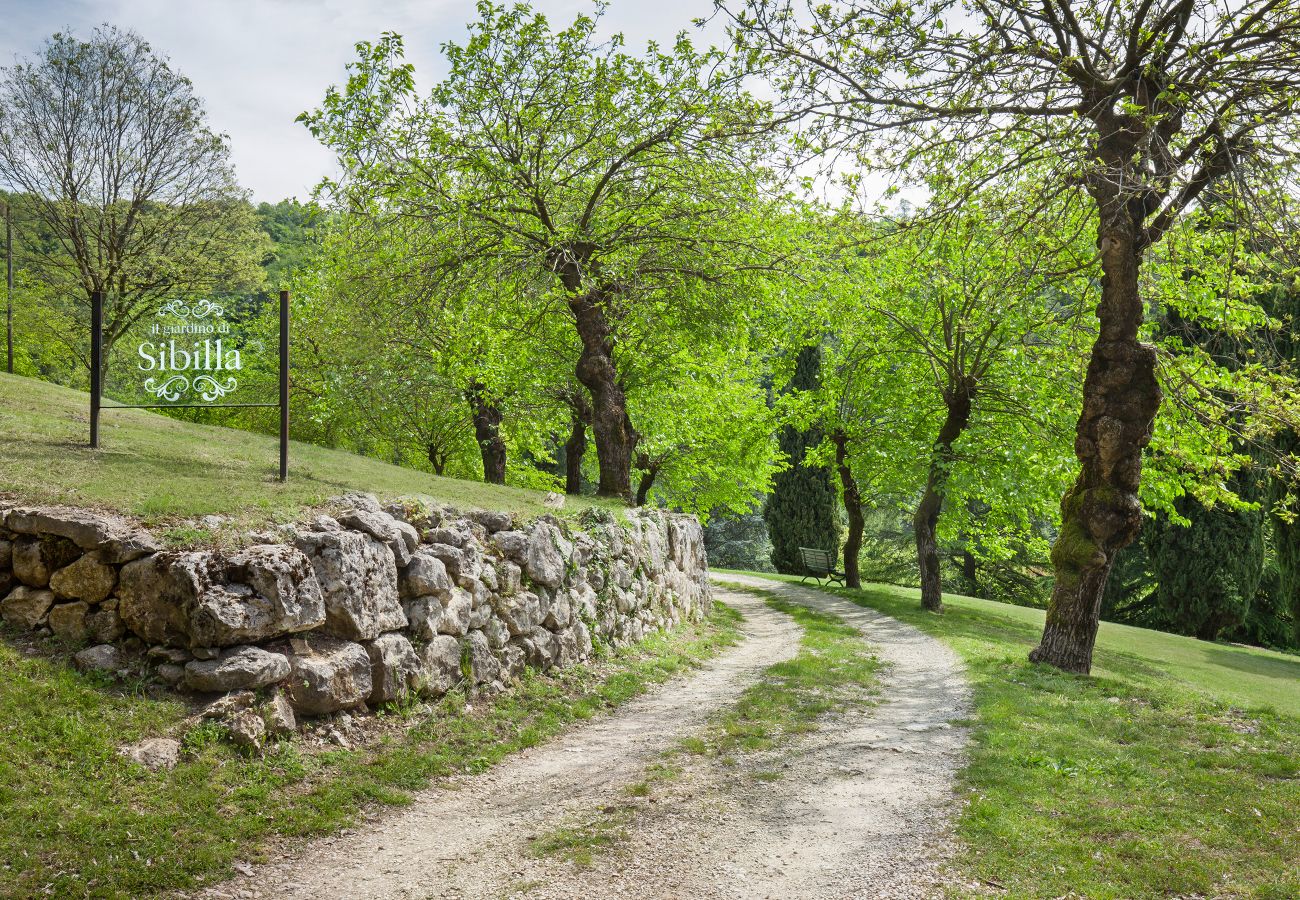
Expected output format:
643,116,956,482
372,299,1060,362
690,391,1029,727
204,576,969,900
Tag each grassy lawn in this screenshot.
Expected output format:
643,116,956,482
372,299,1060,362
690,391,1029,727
725,571,1300,900
0,373,617,532
530,588,880,867
0,603,742,898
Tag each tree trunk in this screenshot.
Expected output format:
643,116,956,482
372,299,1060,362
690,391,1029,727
832,429,864,589
914,382,974,613
1030,210,1162,674
564,394,589,495
426,444,446,476
568,290,635,499
465,380,507,485
634,451,659,507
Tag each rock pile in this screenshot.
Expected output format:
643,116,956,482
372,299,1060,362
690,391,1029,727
0,495,710,747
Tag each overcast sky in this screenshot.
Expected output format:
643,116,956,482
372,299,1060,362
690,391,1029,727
0,0,727,202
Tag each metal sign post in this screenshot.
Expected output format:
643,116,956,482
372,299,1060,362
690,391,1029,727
90,289,102,448
88,290,289,479
279,289,289,483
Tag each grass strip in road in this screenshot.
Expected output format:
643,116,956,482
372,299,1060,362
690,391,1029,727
0,603,742,898
728,573,1300,900
530,586,880,867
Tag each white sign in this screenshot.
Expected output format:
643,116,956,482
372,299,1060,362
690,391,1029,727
136,299,246,403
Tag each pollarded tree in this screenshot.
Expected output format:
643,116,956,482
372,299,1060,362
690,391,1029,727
0,26,264,369
728,0,1300,673
302,3,782,499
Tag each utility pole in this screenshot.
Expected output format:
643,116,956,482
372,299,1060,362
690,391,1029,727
4,196,12,374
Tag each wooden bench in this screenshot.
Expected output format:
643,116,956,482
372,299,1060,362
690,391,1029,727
798,547,845,587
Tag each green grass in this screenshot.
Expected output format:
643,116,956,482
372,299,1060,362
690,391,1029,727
0,603,743,898
530,590,880,867
0,373,618,532
726,572,1300,900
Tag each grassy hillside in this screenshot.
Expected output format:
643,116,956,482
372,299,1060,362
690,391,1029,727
733,572,1300,899
0,374,614,532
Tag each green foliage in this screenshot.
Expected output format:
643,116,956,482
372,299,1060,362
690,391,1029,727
1145,467,1266,641
300,2,791,502
764,343,840,573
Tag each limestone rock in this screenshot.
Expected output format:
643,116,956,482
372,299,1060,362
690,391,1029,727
544,590,573,630
424,526,467,548
74,643,122,673
183,645,291,693
543,491,565,509
154,663,184,685
282,634,372,715
525,522,570,589
365,632,421,705
119,546,324,649
48,601,91,642
11,535,81,587
427,543,468,581
496,561,522,596
226,708,266,749
119,737,181,771
294,528,405,640
498,643,526,681
5,505,160,563
213,545,327,641
417,635,463,697
438,586,472,637
1,585,55,628
262,691,297,736
0,539,12,594
116,552,205,646
491,590,540,636
465,631,498,684
482,614,510,650
402,595,444,641
520,626,556,671
467,509,512,533
49,551,117,603
198,690,255,720
399,552,452,599
491,530,528,564
86,603,126,643
337,506,416,567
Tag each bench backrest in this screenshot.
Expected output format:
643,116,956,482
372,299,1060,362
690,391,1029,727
799,546,834,575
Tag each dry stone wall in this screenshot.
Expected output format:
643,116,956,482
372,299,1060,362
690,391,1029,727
0,495,710,740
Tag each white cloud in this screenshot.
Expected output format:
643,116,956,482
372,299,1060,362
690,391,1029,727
0,0,725,201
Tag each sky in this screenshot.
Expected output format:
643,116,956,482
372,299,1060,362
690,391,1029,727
0,0,727,202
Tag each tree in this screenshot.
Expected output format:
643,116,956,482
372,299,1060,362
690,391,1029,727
765,343,841,574
303,4,782,499
1145,470,1265,640
0,26,263,370
728,0,1300,673
814,202,1086,611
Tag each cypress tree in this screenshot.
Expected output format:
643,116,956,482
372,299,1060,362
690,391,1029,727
1145,468,1265,641
764,343,841,574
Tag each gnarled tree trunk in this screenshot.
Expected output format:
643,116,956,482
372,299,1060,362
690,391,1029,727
914,381,974,612
563,401,588,495
1030,206,1162,674
466,380,507,485
832,429,864,589
568,290,636,499
634,451,660,507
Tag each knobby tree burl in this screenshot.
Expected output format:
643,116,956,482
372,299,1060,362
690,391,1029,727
727,0,1300,673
